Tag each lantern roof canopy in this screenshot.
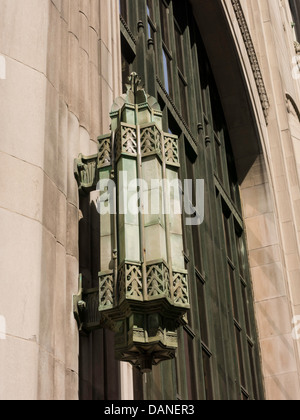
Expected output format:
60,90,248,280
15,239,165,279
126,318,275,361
110,73,162,131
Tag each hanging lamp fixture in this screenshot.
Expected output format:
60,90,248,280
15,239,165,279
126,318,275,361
73,73,190,373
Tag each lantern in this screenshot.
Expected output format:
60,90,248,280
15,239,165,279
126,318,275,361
74,73,190,373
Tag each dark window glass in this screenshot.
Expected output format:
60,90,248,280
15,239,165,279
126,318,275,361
235,230,246,278
248,342,259,400
147,0,154,20
222,208,232,259
133,369,144,400
122,52,130,91
160,1,170,48
192,228,202,272
147,0,155,41
202,348,214,400
121,38,135,92
119,0,127,21
215,135,223,181
148,22,155,41
242,282,251,336
197,279,209,346
179,75,188,124
235,325,246,389
175,23,184,74
184,332,198,400
225,132,239,205
289,0,300,41
229,266,239,321
185,142,200,239
163,48,172,96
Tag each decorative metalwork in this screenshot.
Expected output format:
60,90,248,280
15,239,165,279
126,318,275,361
140,125,162,157
99,271,114,310
119,262,143,303
146,261,170,299
98,135,111,167
164,134,179,165
173,270,189,306
116,125,137,160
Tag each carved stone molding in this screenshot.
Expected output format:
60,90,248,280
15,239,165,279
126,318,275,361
74,154,98,191
286,93,300,122
231,0,270,121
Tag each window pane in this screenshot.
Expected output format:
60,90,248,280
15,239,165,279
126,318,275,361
147,0,154,20
184,332,198,400
179,75,188,123
215,136,223,181
235,326,246,389
119,0,127,21
122,52,130,90
248,342,259,400
148,21,155,40
202,349,214,400
242,283,251,336
160,1,170,48
192,229,202,272
197,280,209,346
147,0,155,41
222,209,231,259
163,48,172,96
225,131,239,206
229,265,239,320
235,231,244,277
175,23,184,73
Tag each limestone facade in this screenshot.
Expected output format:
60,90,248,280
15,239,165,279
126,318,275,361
223,0,300,400
0,0,121,400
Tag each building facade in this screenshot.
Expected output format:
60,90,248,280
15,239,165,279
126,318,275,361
0,0,300,400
